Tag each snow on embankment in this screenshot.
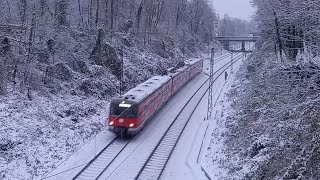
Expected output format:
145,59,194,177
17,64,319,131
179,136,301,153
207,50,320,179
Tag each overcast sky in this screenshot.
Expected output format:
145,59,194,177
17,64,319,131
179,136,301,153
211,0,256,21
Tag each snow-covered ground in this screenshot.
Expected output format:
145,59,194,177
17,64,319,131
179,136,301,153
201,60,244,179
0,49,246,180
40,51,245,180
0,92,109,180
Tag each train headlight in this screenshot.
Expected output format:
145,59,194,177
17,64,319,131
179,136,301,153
109,121,114,126
129,123,134,128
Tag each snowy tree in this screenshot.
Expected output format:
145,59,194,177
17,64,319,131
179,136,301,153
218,14,251,37
252,0,320,59
0,0,220,97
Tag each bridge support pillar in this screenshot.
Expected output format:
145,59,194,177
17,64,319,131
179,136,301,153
222,41,230,51
241,41,245,52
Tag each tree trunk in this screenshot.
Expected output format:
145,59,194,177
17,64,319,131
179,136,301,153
95,0,100,26
136,0,144,33
77,0,84,27
273,10,283,62
88,0,93,28
19,0,27,53
105,0,109,27
110,0,114,30
27,19,35,63
6,0,12,23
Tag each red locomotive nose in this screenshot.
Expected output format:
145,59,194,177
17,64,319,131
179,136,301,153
108,112,138,129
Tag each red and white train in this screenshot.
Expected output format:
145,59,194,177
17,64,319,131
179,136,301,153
108,59,203,137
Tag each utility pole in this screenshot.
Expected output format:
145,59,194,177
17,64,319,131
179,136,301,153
207,48,214,120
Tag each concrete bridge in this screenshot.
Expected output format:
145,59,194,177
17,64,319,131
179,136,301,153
215,36,260,53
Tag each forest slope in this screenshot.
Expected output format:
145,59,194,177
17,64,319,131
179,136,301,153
220,48,320,179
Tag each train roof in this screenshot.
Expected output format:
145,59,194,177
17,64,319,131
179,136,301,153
167,58,202,77
112,59,202,104
116,75,171,103
185,58,202,65
168,66,188,77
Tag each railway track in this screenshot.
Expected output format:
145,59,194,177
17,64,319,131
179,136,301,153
209,52,231,64
72,136,131,180
72,53,243,180
134,53,244,180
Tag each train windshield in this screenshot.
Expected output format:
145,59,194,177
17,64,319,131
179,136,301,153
110,103,138,118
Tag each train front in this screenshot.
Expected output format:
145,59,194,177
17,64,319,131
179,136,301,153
108,99,139,136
